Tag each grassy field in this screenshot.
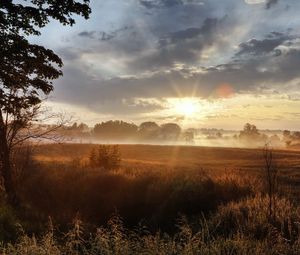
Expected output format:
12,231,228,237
1,143,300,254
35,144,300,167
34,143,300,178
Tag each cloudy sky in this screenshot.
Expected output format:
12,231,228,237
31,0,300,130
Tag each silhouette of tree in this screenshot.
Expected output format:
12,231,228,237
93,120,138,140
0,0,91,206
183,130,194,143
138,121,160,140
283,130,291,139
239,123,261,140
160,123,181,140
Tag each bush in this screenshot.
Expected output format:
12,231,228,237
89,145,121,170
0,206,20,243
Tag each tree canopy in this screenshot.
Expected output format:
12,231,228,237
0,0,91,206
0,1,91,116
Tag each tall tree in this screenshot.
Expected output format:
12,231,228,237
0,0,91,206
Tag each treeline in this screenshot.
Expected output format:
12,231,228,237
54,120,194,142
93,120,184,141
44,121,300,147
237,123,300,147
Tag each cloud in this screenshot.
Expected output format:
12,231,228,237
139,0,204,9
78,31,96,39
51,28,300,117
43,0,300,122
266,0,279,9
78,26,132,42
235,32,289,56
244,0,279,8
245,0,266,4
128,17,229,72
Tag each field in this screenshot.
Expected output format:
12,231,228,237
2,143,300,254
35,143,300,167
35,143,300,183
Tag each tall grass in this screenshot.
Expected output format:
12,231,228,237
17,161,254,232
2,195,300,254
3,144,300,254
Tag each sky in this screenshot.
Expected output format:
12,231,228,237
30,0,300,130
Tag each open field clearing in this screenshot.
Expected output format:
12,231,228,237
34,143,300,173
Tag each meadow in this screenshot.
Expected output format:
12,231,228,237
1,143,300,254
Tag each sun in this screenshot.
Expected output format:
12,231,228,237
174,99,198,117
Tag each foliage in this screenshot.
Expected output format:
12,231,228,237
89,145,121,170
138,121,160,140
1,144,300,253
239,123,261,140
93,121,138,140
93,120,184,141
160,123,182,139
18,162,253,231
2,199,300,254
0,0,90,206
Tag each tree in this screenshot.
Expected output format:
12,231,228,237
183,130,194,143
0,1,91,206
283,130,291,140
138,121,160,140
93,120,138,140
239,123,261,140
160,123,181,140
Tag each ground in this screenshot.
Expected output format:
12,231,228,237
35,143,300,174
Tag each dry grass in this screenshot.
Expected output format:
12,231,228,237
2,196,300,254
1,143,300,253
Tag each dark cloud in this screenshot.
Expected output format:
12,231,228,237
236,32,290,56
78,31,96,39
46,0,300,119
78,26,132,42
129,17,227,71
53,30,300,115
160,18,218,45
139,0,183,9
139,0,203,9
266,0,279,9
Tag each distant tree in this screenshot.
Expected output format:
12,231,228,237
138,121,160,140
283,130,291,139
183,131,194,143
160,123,181,140
93,120,138,140
239,123,261,140
71,122,78,130
292,131,300,141
269,134,280,143
0,0,91,206
285,140,292,147
78,123,89,132
216,132,223,138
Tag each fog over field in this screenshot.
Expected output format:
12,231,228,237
54,121,292,149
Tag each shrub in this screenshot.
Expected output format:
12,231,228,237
89,145,121,170
0,206,20,243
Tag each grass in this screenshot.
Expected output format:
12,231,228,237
2,196,300,254
1,143,300,253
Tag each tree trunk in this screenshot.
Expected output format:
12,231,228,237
0,109,19,207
